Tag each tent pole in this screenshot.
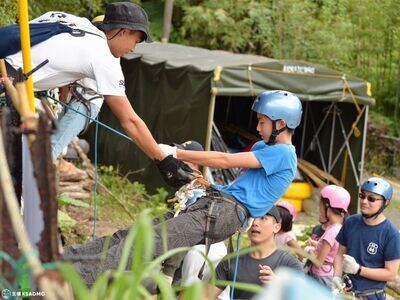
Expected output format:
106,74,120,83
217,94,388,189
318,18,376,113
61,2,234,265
309,106,328,172
205,88,217,151
225,96,231,123
328,104,337,171
358,105,369,212
161,0,174,44
336,113,361,187
330,106,366,173
203,88,217,179
300,102,309,158
303,102,334,162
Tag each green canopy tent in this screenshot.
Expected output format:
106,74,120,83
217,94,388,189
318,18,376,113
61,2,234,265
89,42,374,213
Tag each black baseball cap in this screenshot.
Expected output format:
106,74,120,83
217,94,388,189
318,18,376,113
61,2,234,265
173,140,204,152
266,205,282,223
98,2,152,43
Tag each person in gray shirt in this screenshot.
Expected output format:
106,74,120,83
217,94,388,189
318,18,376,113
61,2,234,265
213,205,303,299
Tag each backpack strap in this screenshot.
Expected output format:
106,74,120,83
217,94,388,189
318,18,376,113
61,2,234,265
0,22,103,58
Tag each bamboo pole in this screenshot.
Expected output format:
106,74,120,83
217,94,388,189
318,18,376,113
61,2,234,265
0,59,21,112
18,0,35,111
205,88,217,152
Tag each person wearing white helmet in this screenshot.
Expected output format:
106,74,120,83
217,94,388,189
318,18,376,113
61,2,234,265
333,177,400,299
306,185,351,288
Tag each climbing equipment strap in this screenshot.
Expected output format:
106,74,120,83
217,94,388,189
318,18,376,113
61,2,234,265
197,189,250,279
0,22,103,58
62,81,103,134
355,289,385,299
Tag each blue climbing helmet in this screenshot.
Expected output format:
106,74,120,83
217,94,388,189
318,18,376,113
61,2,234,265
252,90,303,129
360,177,393,219
252,90,302,145
361,177,393,201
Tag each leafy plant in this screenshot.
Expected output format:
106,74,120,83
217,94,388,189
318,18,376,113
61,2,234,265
297,225,314,242
364,118,400,177
58,194,88,233
96,165,169,221
59,194,90,208
58,209,263,299
169,0,400,131
58,210,77,232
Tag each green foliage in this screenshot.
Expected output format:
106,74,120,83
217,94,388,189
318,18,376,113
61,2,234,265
97,165,169,220
170,0,400,127
58,210,77,232
1,0,143,25
58,194,90,208
0,1,18,26
2,0,399,126
142,0,164,42
297,225,314,242
58,194,88,233
57,209,262,299
364,117,400,176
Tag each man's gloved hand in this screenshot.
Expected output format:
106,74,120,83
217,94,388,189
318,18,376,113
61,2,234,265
332,276,345,293
156,155,194,187
159,143,177,158
343,254,360,275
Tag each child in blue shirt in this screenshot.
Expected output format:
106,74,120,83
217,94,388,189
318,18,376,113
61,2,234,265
65,90,302,286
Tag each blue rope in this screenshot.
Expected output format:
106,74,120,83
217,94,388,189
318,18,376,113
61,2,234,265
45,94,133,142
92,115,99,240
43,95,123,239
230,232,241,300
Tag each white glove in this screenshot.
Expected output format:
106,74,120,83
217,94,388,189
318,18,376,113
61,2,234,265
304,245,315,254
343,254,360,274
332,276,345,293
159,144,177,158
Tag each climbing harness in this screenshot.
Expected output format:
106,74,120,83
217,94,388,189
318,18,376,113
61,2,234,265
168,177,252,284
167,174,209,217
60,81,103,134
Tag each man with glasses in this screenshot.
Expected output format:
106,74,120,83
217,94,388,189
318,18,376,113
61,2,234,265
333,177,400,299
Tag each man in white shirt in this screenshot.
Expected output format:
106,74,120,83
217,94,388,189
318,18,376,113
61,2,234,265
3,2,190,186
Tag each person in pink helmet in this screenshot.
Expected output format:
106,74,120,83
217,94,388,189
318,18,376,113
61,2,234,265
306,185,350,288
275,201,302,258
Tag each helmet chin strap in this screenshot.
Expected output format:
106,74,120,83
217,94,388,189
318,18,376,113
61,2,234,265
320,218,329,224
267,120,286,145
362,202,387,219
320,202,330,224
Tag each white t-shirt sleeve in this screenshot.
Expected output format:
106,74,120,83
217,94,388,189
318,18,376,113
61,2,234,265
91,55,126,97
